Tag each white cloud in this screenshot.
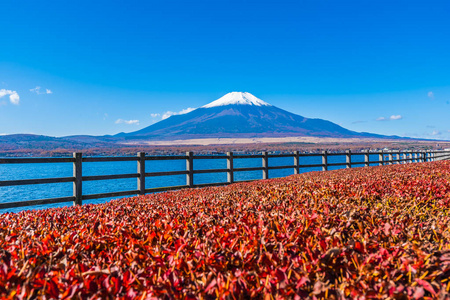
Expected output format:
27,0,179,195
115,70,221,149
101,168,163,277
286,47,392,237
0,89,20,105
0,90,12,97
150,113,160,118
162,107,196,120
389,115,402,120
162,112,175,120
376,115,402,121
30,86,52,95
9,93,20,105
428,91,434,99
115,119,140,125
431,130,441,136
30,86,41,94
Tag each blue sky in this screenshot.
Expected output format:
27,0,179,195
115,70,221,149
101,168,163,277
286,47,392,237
1,0,449,140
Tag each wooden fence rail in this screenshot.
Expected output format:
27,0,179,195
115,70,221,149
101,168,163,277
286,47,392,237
1,149,450,210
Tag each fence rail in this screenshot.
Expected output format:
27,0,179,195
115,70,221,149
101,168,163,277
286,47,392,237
1,149,450,210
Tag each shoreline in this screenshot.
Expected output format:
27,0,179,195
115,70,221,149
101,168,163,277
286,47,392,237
123,136,405,146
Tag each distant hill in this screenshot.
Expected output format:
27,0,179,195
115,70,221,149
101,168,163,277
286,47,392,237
118,92,391,141
0,133,107,148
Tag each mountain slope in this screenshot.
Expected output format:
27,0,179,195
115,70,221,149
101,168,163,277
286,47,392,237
119,92,387,140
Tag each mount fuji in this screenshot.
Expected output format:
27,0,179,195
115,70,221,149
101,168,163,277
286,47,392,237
117,92,387,140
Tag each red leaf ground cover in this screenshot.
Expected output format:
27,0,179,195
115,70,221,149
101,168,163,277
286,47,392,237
1,161,450,299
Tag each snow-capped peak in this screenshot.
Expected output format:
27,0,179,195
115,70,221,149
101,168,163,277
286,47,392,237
202,92,272,108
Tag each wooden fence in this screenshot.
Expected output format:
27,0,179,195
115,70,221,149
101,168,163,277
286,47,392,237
1,149,450,210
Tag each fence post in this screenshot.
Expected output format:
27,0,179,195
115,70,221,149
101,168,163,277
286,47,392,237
322,150,328,171
379,151,384,166
73,152,82,206
227,152,234,184
388,151,393,165
364,150,369,167
137,152,145,195
262,151,269,179
346,150,352,168
294,151,300,174
186,151,193,187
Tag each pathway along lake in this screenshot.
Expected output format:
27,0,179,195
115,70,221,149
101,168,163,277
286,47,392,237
0,153,382,213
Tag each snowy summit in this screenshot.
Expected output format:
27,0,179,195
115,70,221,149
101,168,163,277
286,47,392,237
202,92,272,108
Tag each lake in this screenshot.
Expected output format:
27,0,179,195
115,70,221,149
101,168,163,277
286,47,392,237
0,153,383,213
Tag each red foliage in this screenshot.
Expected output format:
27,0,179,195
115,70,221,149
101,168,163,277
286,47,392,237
1,161,450,299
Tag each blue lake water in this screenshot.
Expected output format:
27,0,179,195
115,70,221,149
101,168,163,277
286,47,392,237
0,153,386,213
